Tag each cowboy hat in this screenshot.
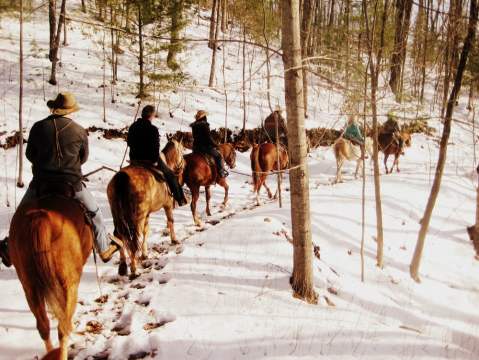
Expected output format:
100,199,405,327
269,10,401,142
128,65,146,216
195,110,208,121
47,92,80,116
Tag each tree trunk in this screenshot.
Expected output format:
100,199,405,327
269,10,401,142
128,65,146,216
208,0,221,87
167,0,183,71
363,0,388,268
410,0,478,282
208,0,218,49
468,80,475,111
389,0,413,100
420,0,430,103
301,0,314,118
281,0,317,304
17,0,25,188
137,3,146,98
242,27,247,131
81,0,86,13
49,0,66,85
262,0,273,113
63,6,68,46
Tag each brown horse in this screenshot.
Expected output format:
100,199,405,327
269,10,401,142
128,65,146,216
9,190,93,360
378,131,412,174
250,142,289,205
107,139,184,278
181,143,236,226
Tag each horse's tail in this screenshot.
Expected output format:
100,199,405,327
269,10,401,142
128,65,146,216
250,144,261,186
28,210,69,335
110,171,139,256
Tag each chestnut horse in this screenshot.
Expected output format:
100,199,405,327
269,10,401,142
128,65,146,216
378,131,412,174
250,142,289,205
181,143,236,226
9,189,93,360
107,139,184,278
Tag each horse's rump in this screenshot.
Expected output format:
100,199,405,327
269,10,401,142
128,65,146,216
10,197,91,336
108,170,140,255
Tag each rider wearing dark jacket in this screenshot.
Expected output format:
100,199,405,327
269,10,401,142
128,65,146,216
127,105,187,206
190,110,228,178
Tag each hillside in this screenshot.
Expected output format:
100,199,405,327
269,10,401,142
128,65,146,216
0,1,478,360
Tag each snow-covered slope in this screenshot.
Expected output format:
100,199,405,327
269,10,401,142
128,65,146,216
0,2,478,360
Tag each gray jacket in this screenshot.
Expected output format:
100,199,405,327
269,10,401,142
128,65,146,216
26,115,88,189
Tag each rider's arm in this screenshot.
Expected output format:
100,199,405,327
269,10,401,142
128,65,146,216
153,127,160,162
80,130,89,165
25,123,39,163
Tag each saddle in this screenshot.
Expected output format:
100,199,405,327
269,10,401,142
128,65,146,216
33,180,94,227
200,153,216,169
130,160,166,182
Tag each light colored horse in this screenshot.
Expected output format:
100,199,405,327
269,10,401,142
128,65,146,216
107,139,185,278
333,137,373,183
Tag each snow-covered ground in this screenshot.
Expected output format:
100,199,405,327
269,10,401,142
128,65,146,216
1,2,479,359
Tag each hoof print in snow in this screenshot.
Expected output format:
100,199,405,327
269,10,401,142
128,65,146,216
175,245,184,254
135,299,150,307
143,320,170,331
313,245,321,259
112,324,131,336
128,351,151,360
323,295,336,307
264,217,271,222
108,276,122,284
206,219,220,226
129,273,140,281
86,320,104,334
131,283,146,289
92,351,109,360
95,294,109,304
141,260,153,269
158,274,170,284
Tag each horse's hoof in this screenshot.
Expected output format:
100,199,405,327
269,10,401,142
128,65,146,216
140,254,148,261
118,262,128,277
206,211,212,217
171,239,180,246
129,272,140,281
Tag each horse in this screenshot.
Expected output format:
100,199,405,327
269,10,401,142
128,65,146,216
107,139,185,278
9,185,93,360
250,142,289,205
378,131,412,174
180,143,236,226
333,137,373,183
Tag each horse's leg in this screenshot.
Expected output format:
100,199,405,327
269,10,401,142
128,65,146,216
26,292,53,352
335,158,342,183
58,286,77,360
190,185,201,226
218,178,229,206
262,176,273,199
165,206,179,245
118,246,128,276
129,249,138,280
205,186,212,217
140,216,149,261
384,153,390,174
395,153,401,173
354,159,361,179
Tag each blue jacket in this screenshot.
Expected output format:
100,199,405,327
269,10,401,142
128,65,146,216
344,123,364,144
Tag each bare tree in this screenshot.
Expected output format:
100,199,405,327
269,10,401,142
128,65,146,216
48,0,67,85
389,0,413,100
208,0,221,87
281,0,317,304
363,0,389,268
17,0,25,188
410,0,478,282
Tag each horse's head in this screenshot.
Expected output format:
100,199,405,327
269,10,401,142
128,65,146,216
221,143,237,169
401,132,412,147
163,139,185,176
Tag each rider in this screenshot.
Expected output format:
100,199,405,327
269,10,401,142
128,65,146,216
382,114,403,149
344,115,365,148
190,110,228,178
0,92,122,267
127,105,187,206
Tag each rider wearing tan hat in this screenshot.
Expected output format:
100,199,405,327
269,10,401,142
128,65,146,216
0,92,122,267
190,110,228,178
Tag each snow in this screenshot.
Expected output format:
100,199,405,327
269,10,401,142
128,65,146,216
0,1,479,359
